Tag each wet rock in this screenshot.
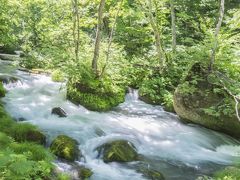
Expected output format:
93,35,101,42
50,135,80,161
94,127,105,137
0,75,19,84
78,166,93,179
51,107,67,117
98,140,138,163
138,168,165,180
18,117,26,121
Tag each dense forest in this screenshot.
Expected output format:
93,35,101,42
0,0,240,179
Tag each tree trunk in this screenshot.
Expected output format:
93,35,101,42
72,0,80,62
170,0,176,53
147,0,164,68
100,0,123,78
92,0,105,76
209,0,225,71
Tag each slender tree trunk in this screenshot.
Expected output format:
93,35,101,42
209,0,225,71
147,0,164,68
92,0,105,76
170,0,176,53
100,0,123,78
72,0,80,62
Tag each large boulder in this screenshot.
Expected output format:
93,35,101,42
98,140,138,163
51,107,67,117
173,63,240,138
50,135,80,161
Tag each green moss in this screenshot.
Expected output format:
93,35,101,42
8,123,46,145
0,82,6,97
100,140,138,163
78,167,93,179
10,142,53,161
214,166,240,180
50,135,80,161
67,80,125,111
138,168,165,180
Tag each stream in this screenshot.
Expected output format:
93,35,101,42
1,59,240,180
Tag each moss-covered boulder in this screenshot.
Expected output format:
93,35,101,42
173,63,240,138
0,82,6,97
67,79,125,112
78,167,93,179
138,168,165,180
98,140,138,163
50,135,80,161
9,123,46,145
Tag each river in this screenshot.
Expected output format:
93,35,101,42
1,60,240,180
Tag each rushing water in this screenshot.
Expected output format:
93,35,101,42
1,60,240,180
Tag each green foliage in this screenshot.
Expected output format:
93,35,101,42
0,82,6,97
8,123,46,145
214,167,240,180
51,69,65,82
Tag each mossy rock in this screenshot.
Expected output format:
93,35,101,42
99,140,138,163
50,135,80,161
214,166,240,179
9,123,46,145
67,81,125,112
0,82,6,97
173,63,240,138
78,167,93,179
138,168,165,180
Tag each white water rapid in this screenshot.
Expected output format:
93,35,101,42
1,60,240,180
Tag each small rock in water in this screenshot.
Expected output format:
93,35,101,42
51,107,67,117
18,117,26,121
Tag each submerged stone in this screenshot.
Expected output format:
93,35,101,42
99,140,138,163
51,107,67,117
50,135,80,161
